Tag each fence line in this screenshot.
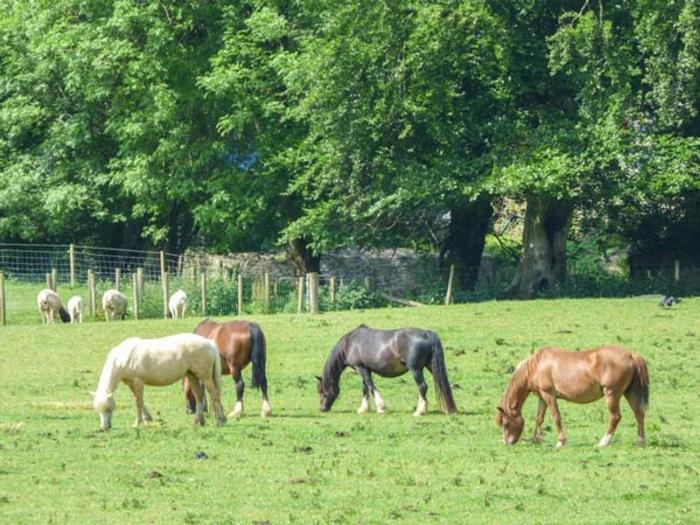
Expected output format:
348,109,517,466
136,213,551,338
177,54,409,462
2,243,700,326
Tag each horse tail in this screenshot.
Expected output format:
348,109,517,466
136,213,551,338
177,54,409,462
249,323,268,391
626,354,649,412
58,306,71,323
429,333,457,414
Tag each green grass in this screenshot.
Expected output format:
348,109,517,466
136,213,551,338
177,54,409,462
0,298,698,524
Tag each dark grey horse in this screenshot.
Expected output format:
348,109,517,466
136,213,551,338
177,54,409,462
316,325,457,416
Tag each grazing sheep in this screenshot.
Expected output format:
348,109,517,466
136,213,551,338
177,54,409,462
37,289,71,324
168,289,188,319
67,295,83,324
102,289,127,321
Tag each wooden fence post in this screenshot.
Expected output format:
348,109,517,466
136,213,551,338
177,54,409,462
88,269,96,318
364,276,372,291
201,271,207,316
132,272,139,320
297,276,304,314
308,272,320,314
160,250,166,277
115,268,121,291
137,267,144,297
330,276,336,306
69,243,76,288
0,271,6,326
51,268,58,291
237,273,244,315
445,264,455,306
263,272,270,314
162,271,169,319
674,260,680,282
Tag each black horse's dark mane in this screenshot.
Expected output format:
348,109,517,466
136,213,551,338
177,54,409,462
322,336,348,389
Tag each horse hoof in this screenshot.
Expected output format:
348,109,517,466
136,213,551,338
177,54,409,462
556,441,565,448
412,411,423,417
376,407,385,414
261,401,271,418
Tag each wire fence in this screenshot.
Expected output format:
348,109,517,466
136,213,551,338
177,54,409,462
1,242,700,326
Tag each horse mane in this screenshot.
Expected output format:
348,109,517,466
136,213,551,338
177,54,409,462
321,337,348,390
501,353,538,414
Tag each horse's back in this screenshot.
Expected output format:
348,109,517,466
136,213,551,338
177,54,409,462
117,333,217,386
534,346,639,402
195,319,253,357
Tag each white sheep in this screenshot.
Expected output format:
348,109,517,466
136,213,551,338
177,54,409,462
102,289,127,321
66,295,83,324
168,289,188,319
37,289,70,324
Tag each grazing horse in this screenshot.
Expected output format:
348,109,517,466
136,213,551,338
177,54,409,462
316,325,457,416
168,289,188,319
36,289,71,324
92,333,226,430
496,346,649,447
183,319,270,418
67,295,83,323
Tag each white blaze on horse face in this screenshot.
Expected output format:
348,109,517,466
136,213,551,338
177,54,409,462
373,391,385,413
357,396,370,414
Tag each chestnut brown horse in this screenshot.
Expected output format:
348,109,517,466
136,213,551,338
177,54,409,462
184,319,270,418
497,346,648,447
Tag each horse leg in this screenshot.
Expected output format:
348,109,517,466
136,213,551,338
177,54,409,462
532,397,547,444
199,371,226,426
412,369,428,417
542,392,566,447
183,376,197,414
355,366,371,414
186,372,206,425
598,388,622,447
228,367,244,418
624,392,646,445
365,372,385,414
260,380,271,419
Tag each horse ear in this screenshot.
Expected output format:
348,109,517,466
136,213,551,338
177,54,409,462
496,406,507,415
314,375,322,383
106,393,113,400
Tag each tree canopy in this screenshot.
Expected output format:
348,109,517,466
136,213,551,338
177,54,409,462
1,0,699,293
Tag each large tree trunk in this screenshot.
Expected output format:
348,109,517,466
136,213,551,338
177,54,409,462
439,196,493,291
508,196,572,299
287,237,321,275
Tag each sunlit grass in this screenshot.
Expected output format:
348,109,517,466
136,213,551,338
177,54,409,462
0,298,698,523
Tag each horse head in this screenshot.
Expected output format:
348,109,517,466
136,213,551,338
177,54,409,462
91,391,115,431
496,406,524,445
315,375,339,412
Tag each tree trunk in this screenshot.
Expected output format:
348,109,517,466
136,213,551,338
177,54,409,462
439,196,493,291
507,197,572,299
287,237,321,275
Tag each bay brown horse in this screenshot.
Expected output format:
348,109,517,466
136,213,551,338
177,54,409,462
497,346,649,447
184,319,270,418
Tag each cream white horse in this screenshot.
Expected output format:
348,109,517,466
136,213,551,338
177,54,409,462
168,289,188,319
67,295,83,323
36,289,71,324
102,289,127,321
92,333,227,430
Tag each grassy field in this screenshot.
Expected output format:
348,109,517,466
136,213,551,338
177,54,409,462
0,297,698,524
